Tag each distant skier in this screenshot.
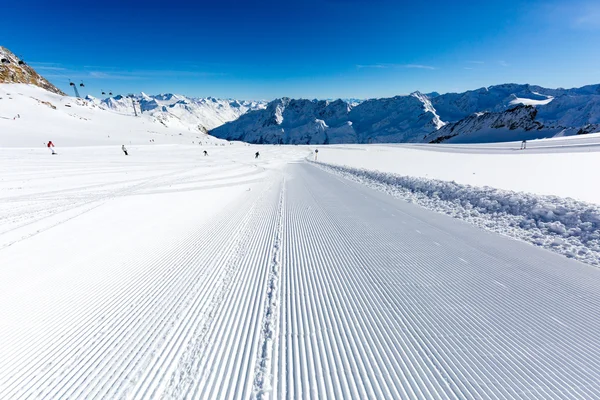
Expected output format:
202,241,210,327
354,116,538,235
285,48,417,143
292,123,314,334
521,140,527,150
314,148,319,161
255,151,260,159
203,150,208,156
47,140,56,155
122,144,128,156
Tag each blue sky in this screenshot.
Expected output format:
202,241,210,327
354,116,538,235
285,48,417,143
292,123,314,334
2,0,600,100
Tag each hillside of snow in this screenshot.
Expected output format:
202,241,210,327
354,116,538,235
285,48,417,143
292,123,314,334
212,83,600,145
0,84,227,147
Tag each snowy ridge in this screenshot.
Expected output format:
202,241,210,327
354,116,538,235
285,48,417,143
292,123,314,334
0,46,65,95
313,161,600,266
86,93,266,132
425,105,548,144
213,83,600,144
211,94,443,144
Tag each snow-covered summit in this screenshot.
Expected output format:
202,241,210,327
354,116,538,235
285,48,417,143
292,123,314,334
87,93,266,133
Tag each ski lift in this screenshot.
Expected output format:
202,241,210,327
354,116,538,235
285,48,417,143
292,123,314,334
79,81,85,87
109,91,113,96
102,90,106,95
1,58,9,64
69,81,75,87
17,55,25,65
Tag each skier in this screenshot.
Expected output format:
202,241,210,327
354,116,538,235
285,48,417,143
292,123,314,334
122,144,128,156
520,140,527,150
203,150,208,156
255,151,260,159
47,140,56,155
314,148,319,161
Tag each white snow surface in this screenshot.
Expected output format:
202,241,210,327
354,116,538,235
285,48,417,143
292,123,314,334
4,84,600,399
2,145,600,398
314,136,600,266
317,135,600,204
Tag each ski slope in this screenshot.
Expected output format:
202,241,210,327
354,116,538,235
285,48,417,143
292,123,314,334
318,134,600,204
1,145,600,399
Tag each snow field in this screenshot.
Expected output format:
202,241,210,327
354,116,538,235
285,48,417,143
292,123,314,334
0,84,225,147
275,164,600,399
0,145,306,398
2,143,600,399
318,137,600,204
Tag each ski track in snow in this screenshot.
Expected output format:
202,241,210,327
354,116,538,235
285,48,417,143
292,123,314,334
2,147,600,399
312,161,600,267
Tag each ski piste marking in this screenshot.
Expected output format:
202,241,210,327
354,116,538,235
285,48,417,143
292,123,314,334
253,175,285,399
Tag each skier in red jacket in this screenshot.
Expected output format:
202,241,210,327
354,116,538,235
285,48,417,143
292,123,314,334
47,141,56,155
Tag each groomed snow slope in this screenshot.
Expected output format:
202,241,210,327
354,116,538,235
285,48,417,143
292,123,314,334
2,145,600,399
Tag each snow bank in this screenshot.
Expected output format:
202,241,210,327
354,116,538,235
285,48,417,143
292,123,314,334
314,161,600,266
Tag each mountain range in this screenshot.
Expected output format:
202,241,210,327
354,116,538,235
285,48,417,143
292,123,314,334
211,83,600,144
2,45,600,144
86,93,266,133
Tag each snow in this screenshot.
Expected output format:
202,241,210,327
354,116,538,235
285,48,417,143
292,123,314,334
509,94,554,106
0,84,226,147
86,93,267,133
4,83,600,398
2,145,600,398
314,136,600,266
317,135,600,204
214,83,600,145
313,161,600,266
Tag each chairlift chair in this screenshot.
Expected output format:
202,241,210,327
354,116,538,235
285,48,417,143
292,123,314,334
1,58,9,64
79,81,85,87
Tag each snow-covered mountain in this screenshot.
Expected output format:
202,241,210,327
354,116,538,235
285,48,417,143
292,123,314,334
424,105,551,144
0,46,65,95
3,43,600,145
86,93,266,133
211,92,447,144
212,83,600,144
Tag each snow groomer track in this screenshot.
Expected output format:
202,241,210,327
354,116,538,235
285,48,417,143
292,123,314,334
1,148,600,399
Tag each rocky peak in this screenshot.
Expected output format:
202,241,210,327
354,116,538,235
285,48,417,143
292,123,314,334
0,46,65,95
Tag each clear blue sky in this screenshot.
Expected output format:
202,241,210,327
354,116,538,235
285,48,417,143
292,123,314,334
2,0,600,100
